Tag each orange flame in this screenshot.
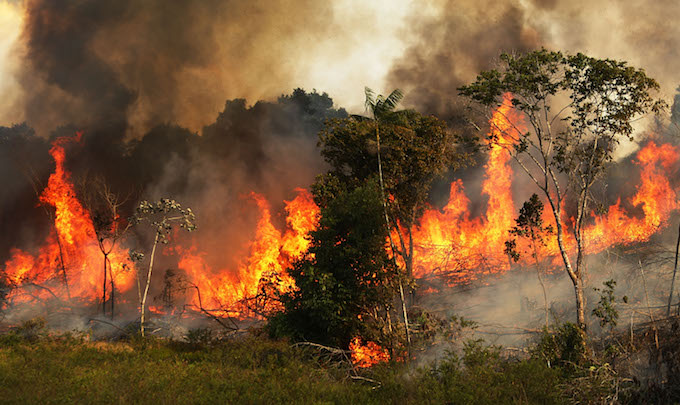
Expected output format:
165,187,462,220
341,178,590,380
409,95,679,284
175,188,319,316
350,336,390,368
2,133,134,304
409,94,523,283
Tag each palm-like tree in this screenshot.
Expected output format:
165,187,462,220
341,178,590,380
353,87,404,226
354,87,411,350
361,87,404,210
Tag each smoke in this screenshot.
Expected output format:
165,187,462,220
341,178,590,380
0,1,22,125
387,0,680,127
0,0,418,137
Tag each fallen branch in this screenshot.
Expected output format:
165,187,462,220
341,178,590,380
87,318,129,335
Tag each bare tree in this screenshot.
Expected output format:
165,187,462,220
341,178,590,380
131,199,196,337
79,176,132,318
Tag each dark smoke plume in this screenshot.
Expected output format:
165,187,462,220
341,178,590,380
17,0,337,136
388,0,680,123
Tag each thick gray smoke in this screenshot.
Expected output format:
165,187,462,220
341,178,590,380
14,0,339,136
388,0,680,123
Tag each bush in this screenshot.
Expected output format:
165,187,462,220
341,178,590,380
532,322,587,371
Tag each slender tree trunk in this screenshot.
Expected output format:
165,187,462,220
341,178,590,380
574,247,587,329
548,197,585,329
667,221,680,316
375,123,411,356
55,236,71,300
140,232,159,337
398,278,411,353
102,253,108,315
574,280,586,330
108,257,115,319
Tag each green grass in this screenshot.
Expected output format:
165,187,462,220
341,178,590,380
0,332,568,404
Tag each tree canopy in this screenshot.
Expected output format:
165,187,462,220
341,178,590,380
460,49,665,329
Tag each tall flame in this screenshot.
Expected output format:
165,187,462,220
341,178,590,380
410,95,523,283
3,133,134,304
175,188,319,315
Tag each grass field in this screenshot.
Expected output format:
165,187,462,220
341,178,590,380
0,329,567,405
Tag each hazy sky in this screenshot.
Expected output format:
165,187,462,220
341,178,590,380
0,0,677,137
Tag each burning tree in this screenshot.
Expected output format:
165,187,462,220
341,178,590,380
131,199,196,336
319,90,468,282
78,176,131,318
460,49,665,330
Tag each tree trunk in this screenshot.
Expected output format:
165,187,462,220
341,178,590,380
398,278,411,355
108,257,115,319
102,254,108,315
140,232,159,337
375,123,411,357
573,279,586,330
667,221,680,316
547,197,584,329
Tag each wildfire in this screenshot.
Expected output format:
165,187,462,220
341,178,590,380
2,133,134,304
584,141,679,251
175,188,319,316
409,94,523,283
350,336,390,368
1,96,678,321
408,96,679,284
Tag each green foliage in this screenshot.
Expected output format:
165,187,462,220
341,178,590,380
269,180,397,349
0,335,374,404
504,193,553,262
396,340,565,404
532,322,588,370
320,106,467,230
460,49,665,200
592,279,626,329
0,333,572,405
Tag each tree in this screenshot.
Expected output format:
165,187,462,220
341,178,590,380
131,199,196,336
79,175,131,318
460,49,665,330
320,90,468,351
269,181,398,349
321,89,468,281
504,194,553,328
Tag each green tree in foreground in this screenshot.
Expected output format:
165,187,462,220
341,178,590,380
131,199,196,336
320,93,468,281
460,49,665,330
269,180,397,349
